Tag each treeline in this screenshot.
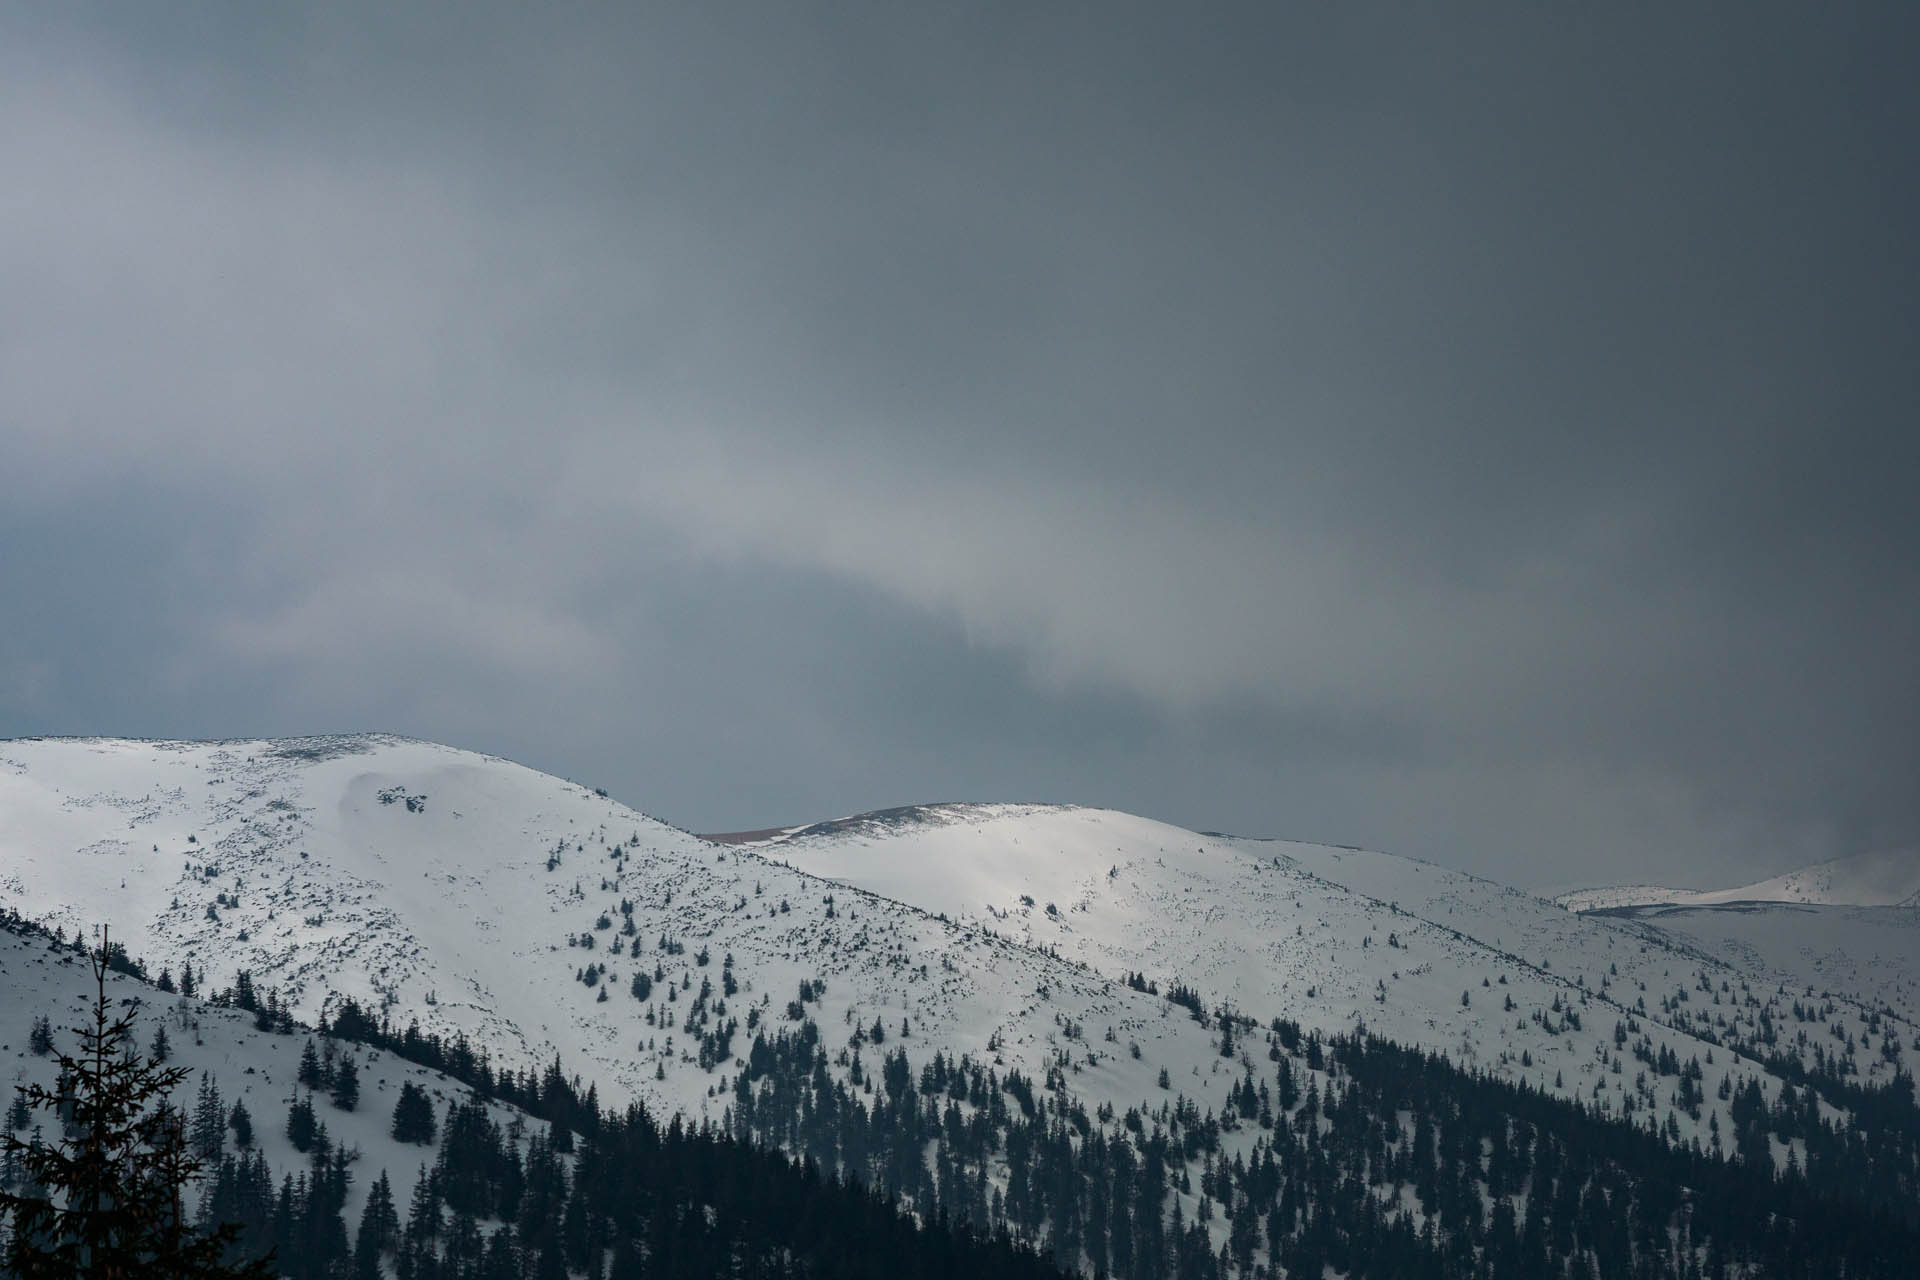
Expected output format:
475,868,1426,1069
0,910,148,978
318,997,601,1142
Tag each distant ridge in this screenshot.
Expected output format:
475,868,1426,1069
700,801,1071,846
1558,846,1920,912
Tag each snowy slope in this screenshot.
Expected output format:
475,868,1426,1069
1604,901,1920,1032
1553,849,1920,1039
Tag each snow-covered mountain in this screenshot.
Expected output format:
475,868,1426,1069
738,802,1920,1108
0,737,1217,1130
3,736,1915,1179
1557,847,1920,911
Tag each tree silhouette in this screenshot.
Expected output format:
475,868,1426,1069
329,1057,359,1113
389,1082,436,1146
0,926,273,1278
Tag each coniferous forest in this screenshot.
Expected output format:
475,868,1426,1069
9,912,1920,1277
195,1097,1069,1280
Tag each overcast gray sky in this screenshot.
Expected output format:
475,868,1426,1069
3,2,1915,888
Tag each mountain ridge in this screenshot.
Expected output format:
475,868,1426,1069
9,734,1920,1276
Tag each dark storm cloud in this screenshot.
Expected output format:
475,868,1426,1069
2,2,1915,887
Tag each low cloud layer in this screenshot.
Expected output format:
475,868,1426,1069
3,4,1915,887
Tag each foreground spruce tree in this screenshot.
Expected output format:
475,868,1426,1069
0,927,273,1278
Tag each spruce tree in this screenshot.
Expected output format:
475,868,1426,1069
191,1074,225,1161
329,1057,359,1113
227,1102,252,1150
403,1165,438,1249
286,1095,317,1153
390,1082,436,1146
296,1041,323,1091
351,1171,398,1280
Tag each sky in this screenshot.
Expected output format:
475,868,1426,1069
2,3,1915,889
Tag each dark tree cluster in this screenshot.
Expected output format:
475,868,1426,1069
193,1088,1068,1280
318,999,598,1134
